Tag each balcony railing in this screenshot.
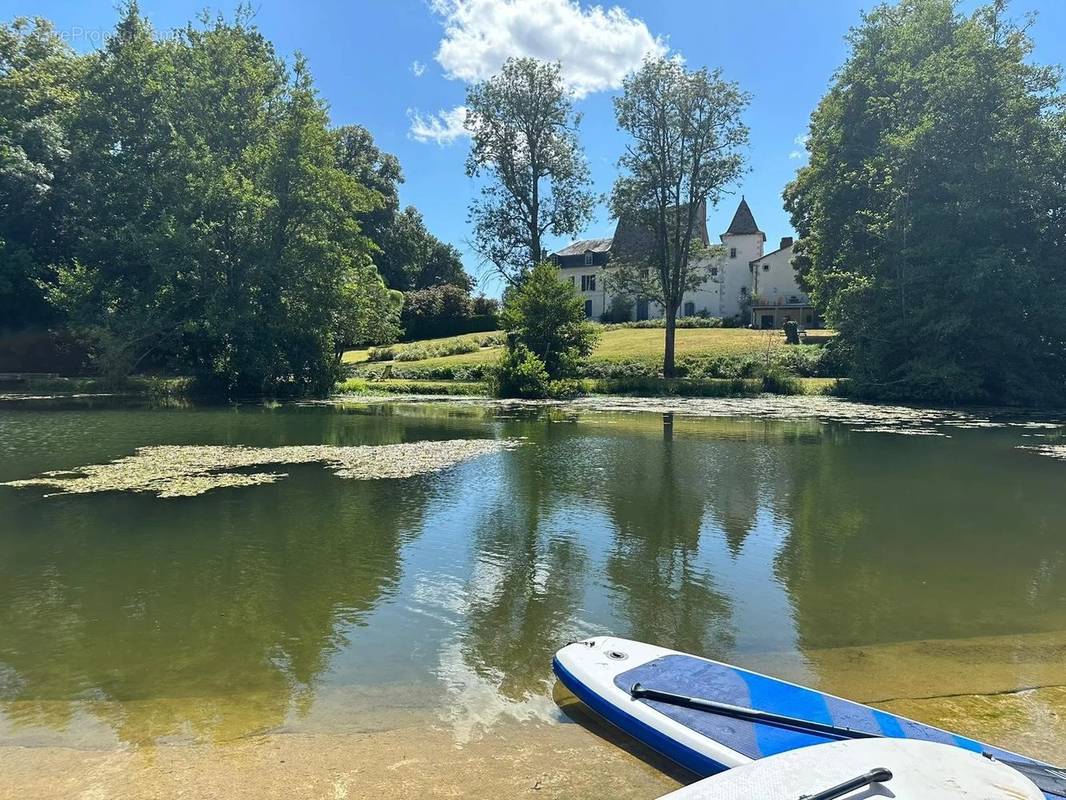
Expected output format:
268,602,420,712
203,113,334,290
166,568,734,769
751,294,809,307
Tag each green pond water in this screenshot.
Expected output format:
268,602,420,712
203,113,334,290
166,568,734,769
1,395,1066,753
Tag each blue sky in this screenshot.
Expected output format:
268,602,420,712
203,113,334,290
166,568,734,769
8,0,1066,295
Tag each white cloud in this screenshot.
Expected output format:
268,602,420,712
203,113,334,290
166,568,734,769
411,60,426,77
430,0,666,99
789,133,809,160
408,105,469,145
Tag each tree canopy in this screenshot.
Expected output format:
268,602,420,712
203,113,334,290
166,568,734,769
785,0,1066,405
0,5,467,395
465,57,594,283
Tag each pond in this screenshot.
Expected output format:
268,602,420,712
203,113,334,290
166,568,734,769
2,394,1065,797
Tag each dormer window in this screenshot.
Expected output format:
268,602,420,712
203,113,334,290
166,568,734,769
584,252,594,266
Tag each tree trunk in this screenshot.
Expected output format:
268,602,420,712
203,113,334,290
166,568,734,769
664,304,678,378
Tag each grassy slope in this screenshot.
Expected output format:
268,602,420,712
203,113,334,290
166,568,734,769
345,328,796,371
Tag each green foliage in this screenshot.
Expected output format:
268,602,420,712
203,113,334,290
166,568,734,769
465,57,594,281
600,295,634,324
600,316,723,331
609,56,750,376
333,125,470,294
0,17,81,330
784,0,1066,405
8,4,406,396
760,369,803,395
492,343,550,399
499,261,598,378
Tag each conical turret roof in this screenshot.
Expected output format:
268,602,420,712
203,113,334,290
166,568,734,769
723,197,764,239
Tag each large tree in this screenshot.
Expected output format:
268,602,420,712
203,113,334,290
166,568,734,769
0,18,81,331
609,57,749,377
465,57,594,283
784,0,1066,405
48,3,400,394
333,125,469,292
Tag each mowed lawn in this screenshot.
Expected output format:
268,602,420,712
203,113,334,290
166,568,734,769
345,327,808,370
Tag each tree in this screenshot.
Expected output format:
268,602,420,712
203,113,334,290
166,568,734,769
0,17,80,331
608,57,749,377
784,0,1066,405
465,57,594,283
499,261,598,381
47,3,400,394
332,127,470,293
375,206,470,291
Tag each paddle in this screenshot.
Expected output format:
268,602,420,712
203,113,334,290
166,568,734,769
629,683,1066,797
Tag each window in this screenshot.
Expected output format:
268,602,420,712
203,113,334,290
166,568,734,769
683,301,695,317
639,268,648,279
749,264,755,273
552,255,560,265
730,247,737,259
581,274,596,292
710,267,718,276
568,275,575,287
762,264,770,272
788,295,799,304
740,286,748,296
584,252,594,266
584,299,593,318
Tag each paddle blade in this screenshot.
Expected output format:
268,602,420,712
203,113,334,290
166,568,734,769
993,758,1066,797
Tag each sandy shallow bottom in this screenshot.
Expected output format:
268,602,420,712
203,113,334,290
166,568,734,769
3,630,1065,799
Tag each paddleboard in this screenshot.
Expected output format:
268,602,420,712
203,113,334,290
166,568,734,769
658,738,1043,799
553,636,1063,799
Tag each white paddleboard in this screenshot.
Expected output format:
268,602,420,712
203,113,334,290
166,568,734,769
659,738,1043,799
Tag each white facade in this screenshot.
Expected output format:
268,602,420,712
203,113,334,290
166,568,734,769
555,198,814,325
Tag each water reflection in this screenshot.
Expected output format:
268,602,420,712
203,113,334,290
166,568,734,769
2,401,1066,752
0,471,431,744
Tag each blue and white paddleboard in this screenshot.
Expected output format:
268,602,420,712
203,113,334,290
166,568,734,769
553,637,1064,799
658,738,1043,799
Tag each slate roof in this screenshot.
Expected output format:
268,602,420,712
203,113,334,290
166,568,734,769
552,237,613,257
611,200,710,263
723,197,765,239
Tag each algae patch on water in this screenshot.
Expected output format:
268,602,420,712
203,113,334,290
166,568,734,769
1,439,519,498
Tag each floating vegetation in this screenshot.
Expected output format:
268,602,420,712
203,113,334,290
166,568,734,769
1,439,519,498
1018,444,1066,462
336,394,1066,436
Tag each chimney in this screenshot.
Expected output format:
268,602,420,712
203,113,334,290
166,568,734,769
780,236,794,250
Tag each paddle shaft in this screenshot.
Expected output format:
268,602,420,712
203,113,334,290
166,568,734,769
805,768,893,800
629,683,1066,797
629,683,879,741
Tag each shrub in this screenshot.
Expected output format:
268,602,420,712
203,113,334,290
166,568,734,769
492,343,550,398
500,261,598,379
600,296,634,324
546,378,583,399
761,369,803,395
400,284,499,340
600,316,723,330
366,346,396,362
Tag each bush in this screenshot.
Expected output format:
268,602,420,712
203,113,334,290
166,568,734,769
366,346,396,362
600,316,723,330
546,378,583,399
500,261,598,379
400,284,499,340
761,369,803,395
492,343,550,398
472,295,500,316
600,296,634,324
